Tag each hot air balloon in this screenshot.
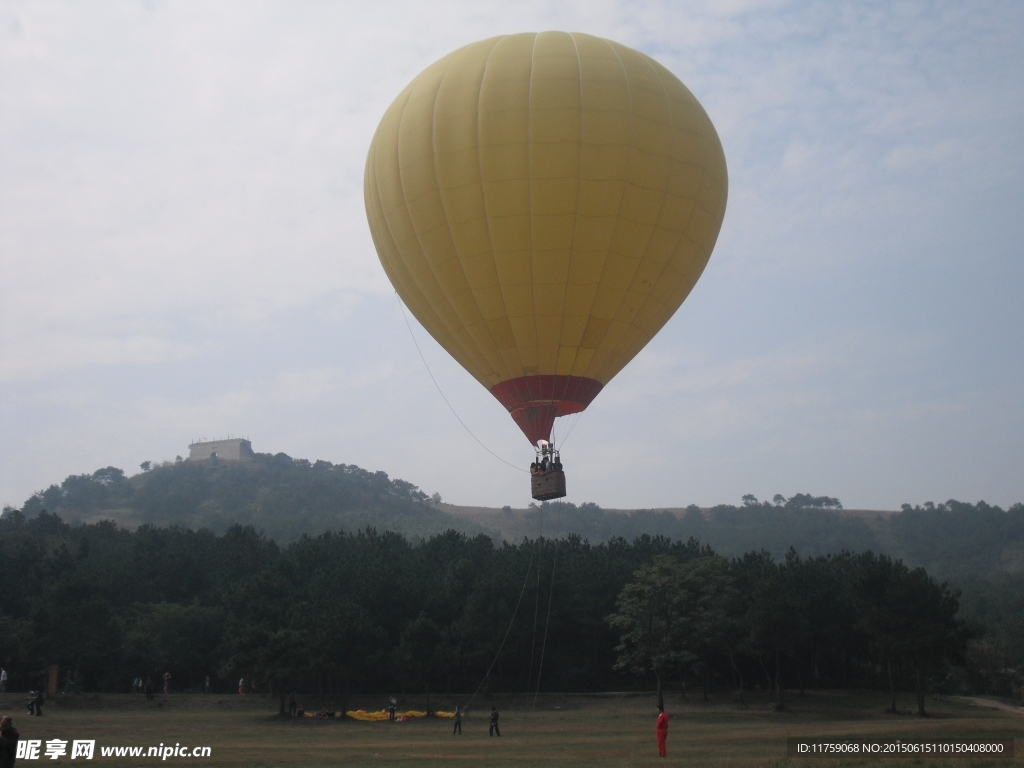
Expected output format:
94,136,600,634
365,32,727,500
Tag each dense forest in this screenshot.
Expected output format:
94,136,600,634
0,511,991,715
1,455,1021,711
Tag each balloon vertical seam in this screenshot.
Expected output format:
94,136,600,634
591,42,662,381
394,57,486,379
620,49,690,343
378,83,482,380
429,46,502,383
476,37,527,382
524,32,541,409
582,38,637,380
553,32,588,410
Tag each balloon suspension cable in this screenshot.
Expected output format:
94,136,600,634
552,410,584,450
532,506,560,709
526,505,544,696
463,541,537,713
526,502,559,709
396,294,527,474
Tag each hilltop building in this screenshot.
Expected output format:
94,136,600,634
188,438,255,462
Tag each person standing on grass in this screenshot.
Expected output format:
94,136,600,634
488,706,500,737
0,667,7,693
656,704,669,757
162,672,171,695
0,716,19,768
388,696,397,721
452,706,462,735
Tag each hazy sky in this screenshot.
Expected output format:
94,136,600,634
2,1,1022,512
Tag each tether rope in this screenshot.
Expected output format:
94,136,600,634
525,506,545,694
532,506,560,708
396,295,527,474
462,543,536,713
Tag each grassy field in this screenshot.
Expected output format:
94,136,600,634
0,689,1020,767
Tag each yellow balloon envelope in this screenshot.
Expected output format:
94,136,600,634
365,32,727,444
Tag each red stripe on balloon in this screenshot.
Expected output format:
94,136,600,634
489,376,603,444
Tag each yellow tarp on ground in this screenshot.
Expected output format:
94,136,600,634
325,709,454,721
343,709,389,721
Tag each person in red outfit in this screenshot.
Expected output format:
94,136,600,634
656,704,669,757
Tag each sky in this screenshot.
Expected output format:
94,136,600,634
2,1,1022,512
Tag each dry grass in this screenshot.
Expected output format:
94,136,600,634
1,689,1020,767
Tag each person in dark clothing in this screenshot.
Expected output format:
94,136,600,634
27,691,42,717
288,692,297,717
144,677,154,701
0,716,19,768
488,706,500,737
388,696,397,721
452,706,462,735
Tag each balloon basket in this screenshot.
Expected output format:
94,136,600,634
532,470,566,501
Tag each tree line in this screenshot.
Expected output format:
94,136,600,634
12,459,1023,586
0,508,993,716
607,548,969,716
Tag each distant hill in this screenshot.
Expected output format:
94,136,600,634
6,454,1022,585
444,502,886,558
443,498,1024,585
9,454,497,543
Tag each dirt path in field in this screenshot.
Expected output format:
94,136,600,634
961,696,1024,716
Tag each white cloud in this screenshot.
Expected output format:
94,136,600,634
0,333,201,382
1,1,1022,511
